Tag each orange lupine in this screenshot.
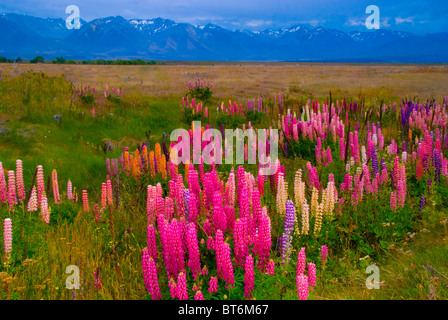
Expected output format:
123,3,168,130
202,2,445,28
149,151,156,178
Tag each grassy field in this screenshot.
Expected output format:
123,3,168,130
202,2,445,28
0,62,447,300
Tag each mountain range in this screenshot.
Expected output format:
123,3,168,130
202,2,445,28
1,13,448,62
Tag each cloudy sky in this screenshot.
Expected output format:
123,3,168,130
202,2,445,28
1,0,446,34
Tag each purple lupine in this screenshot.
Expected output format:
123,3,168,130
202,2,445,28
281,200,295,264
427,179,432,194
419,196,426,211
371,144,379,175
434,150,442,182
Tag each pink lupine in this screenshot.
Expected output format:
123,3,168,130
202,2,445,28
7,170,17,211
147,224,158,261
308,263,316,290
208,276,218,293
27,186,38,212
36,165,45,207
390,191,397,211
296,273,309,300
244,255,255,299
16,160,25,202
188,193,198,223
186,223,201,280
3,218,12,261
266,259,275,275
257,170,264,196
254,209,271,271
234,218,249,267
297,248,306,274
176,272,188,300
215,229,235,288
142,248,162,300
320,246,328,265
52,169,60,204
41,192,50,223
67,180,73,200
82,190,89,212
164,219,185,277
194,290,204,300
0,162,7,203
212,191,227,231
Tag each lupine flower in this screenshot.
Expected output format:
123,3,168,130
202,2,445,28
301,202,310,235
266,259,275,275
7,170,16,211
390,191,397,211
82,190,89,212
308,263,316,290
297,248,306,274
194,290,204,300
313,203,324,235
147,224,158,261
0,162,7,204
208,275,218,294
3,218,12,261
27,186,38,212
187,223,201,280
176,271,188,300
253,209,271,271
281,200,295,264
244,255,255,299
321,245,328,265
41,193,50,223
36,165,45,207
296,273,309,300
16,160,25,202
142,249,162,300
52,169,60,204
215,230,235,289
419,196,426,211
67,180,73,200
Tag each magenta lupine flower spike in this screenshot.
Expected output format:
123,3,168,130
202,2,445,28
308,263,317,290
208,275,218,294
187,223,201,280
194,290,204,300
321,245,328,265
101,182,107,208
296,273,309,300
142,248,162,300
297,248,306,274
0,162,7,204
176,271,188,300
3,218,12,261
254,208,271,271
244,254,255,299
147,224,158,261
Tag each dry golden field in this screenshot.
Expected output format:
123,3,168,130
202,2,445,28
1,63,447,102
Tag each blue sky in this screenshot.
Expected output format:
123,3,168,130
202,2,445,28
0,0,446,34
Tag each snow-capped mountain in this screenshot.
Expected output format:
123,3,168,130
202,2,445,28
0,13,447,62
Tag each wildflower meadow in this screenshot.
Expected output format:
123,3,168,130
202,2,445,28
0,69,447,302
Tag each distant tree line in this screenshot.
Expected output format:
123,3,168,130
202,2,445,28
0,56,162,65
